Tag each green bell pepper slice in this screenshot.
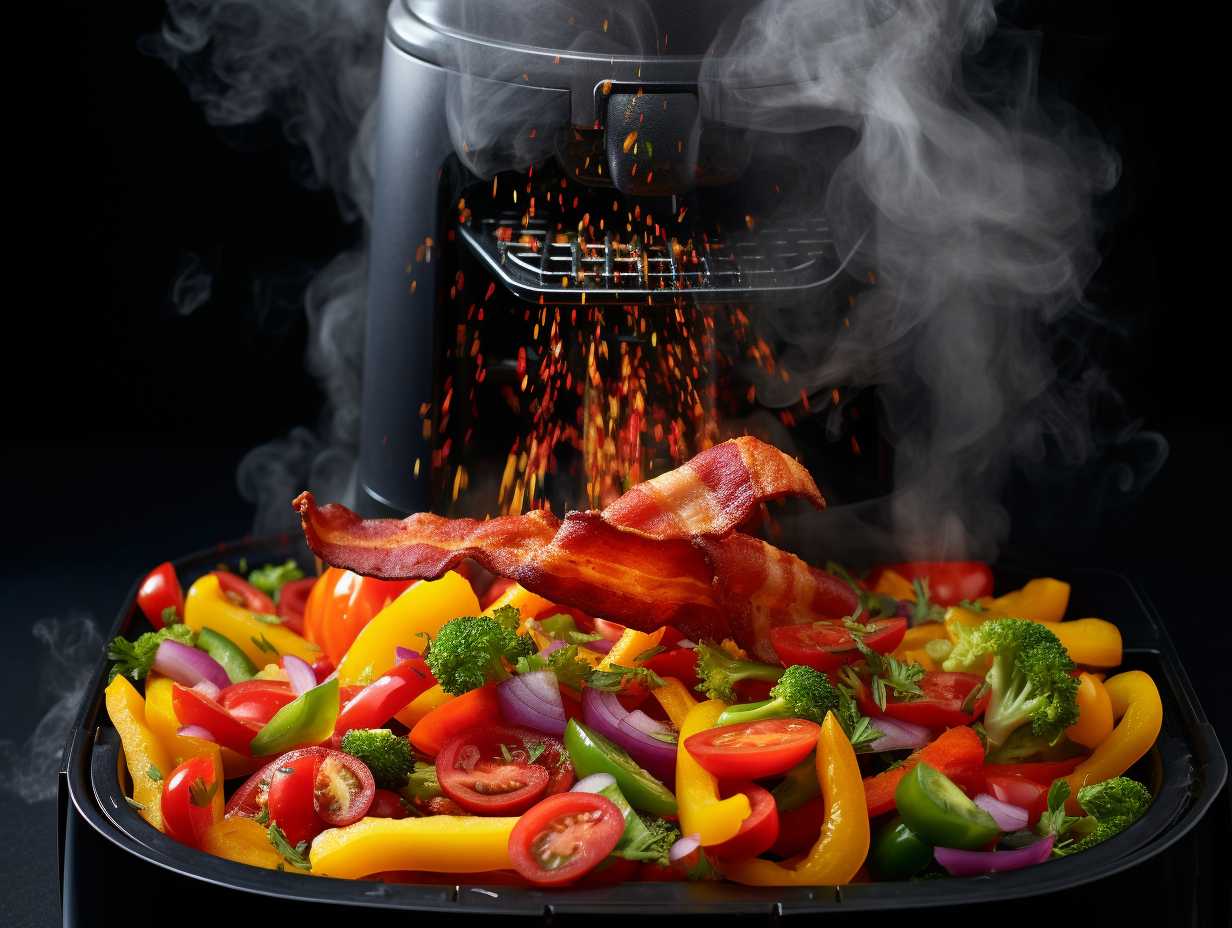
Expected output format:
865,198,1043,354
869,816,934,879
564,720,677,817
197,627,257,684
250,677,339,756
894,761,999,850
771,754,821,812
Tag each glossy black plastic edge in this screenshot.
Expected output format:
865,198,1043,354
64,541,1227,916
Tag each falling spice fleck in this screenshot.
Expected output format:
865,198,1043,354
602,18,608,32
622,131,638,153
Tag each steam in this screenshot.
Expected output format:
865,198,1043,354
0,616,102,803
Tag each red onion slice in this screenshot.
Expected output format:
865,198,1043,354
865,715,932,753
153,640,230,691
282,654,317,695
934,835,1054,876
974,793,1030,832
670,833,701,863
394,646,420,663
177,725,216,742
584,637,614,654
582,688,677,783
571,772,617,793
497,671,567,735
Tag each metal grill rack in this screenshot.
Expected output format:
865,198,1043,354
457,209,850,303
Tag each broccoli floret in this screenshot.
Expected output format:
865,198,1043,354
107,624,196,683
715,664,842,726
246,559,305,600
515,644,594,691
339,728,414,790
693,641,785,701
424,614,536,695
1043,777,1152,856
401,761,442,802
941,619,1078,747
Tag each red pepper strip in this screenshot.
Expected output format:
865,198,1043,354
600,436,824,539
643,649,700,691
335,659,437,737
863,726,986,818
984,757,1085,786
172,684,260,757
409,686,504,757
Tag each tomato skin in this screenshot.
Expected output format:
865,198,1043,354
507,792,625,887
335,659,436,737
985,774,1048,826
224,746,330,819
161,756,216,848
220,680,296,726
710,783,779,861
769,795,825,858
267,754,326,846
368,788,411,820
857,671,990,729
172,684,260,755
212,571,277,614
879,562,993,607
770,618,907,672
436,725,563,814
137,563,184,630
276,577,317,635
685,719,821,781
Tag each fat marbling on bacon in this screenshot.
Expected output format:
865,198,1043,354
293,437,855,659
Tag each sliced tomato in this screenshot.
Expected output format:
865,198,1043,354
313,751,376,827
710,783,780,860
685,719,821,780
137,562,184,630
436,725,561,814
172,684,260,756
267,753,326,845
335,658,436,736
276,577,316,635
770,618,907,672
878,562,993,606
983,757,1086,786
856,671,990,729
224,746,329,819
369,788,411,820
985,774,1048,826
220,680,296,726
160,755,217,848
212,571,277,614
507,792,625,887
770,795,826,858
642,648,700,690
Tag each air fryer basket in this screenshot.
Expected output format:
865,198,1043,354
61,537,1226,918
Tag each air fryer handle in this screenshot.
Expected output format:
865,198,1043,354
600,84,701,197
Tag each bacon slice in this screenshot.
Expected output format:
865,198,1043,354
601,436,823,538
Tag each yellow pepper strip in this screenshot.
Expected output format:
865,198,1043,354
1050,619,1122,668
489,583,555,625
393,682,453,729
900,649,938,673
986,578,1070,623
898,622,949,652
144,674,259,779
652,676,698,729
599,626,666,671
1066,672,1114,749
725,712,869,886
201,818,290,872
676,700,751,846
338,572,479,684
1062,670,1162,813
871,568,916,601
105,675,172,831
309,815,518,879
184,574,321,667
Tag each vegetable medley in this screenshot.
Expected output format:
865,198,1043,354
106,555,1161,886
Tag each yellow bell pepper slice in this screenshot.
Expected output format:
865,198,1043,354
105,675,172,831
201,818,290,872
900,649,938,673
1050,618,1122,668
898,623,949,652
598,626,665,671
393,682,454,729
871,568,916,601
144,674,259,779
1062,670,1162,812
490,583,555,624
652,677,698,729
184,574,320,667
725,712,869,885
676,699,751,846
309,815,518,879
1066,672,1114,749
338,571,479,684
986,578,1069,623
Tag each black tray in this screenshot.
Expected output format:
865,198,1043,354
60,537,1226,918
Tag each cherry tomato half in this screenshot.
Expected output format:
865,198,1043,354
313,750,376,827
878,562,994,607
368,788,411,820
710,782,780,860
985,774,1048,826
507,792,625,887
220,680,297,727
770,618,907,672
857,671,990,729
137,562,184,629
161,755,217,848
267,753,325,846
211,571,277,614
264,747,375,844
436,725,563,815
224,746,329,819
685,719,821,780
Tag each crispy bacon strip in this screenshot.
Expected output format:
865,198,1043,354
601,436,824,538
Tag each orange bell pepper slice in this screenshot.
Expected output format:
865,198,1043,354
863,725,986,817
409,685,503,756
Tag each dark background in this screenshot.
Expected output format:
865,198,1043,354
4,1,1228,925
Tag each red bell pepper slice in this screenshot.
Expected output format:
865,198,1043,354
334,658,437,737
642,648,700,690
983,757,1085,786
171,684,261,756
863,725,986,817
